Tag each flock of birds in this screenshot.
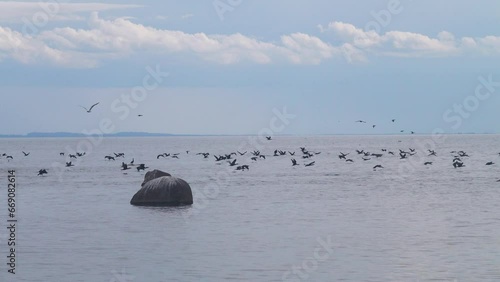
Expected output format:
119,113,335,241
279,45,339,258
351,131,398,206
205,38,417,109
81,102,413,133
1,106,497,181
1,137,499,183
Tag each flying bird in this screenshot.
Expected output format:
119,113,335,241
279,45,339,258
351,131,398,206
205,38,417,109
22,151,30,156
137,164,149,171
80,102,99,113
236,165,249,171
121,162,131,170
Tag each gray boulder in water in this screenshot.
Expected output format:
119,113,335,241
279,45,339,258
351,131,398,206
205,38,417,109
130,170,193,206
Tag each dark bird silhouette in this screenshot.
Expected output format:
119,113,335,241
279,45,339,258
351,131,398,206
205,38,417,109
80,102,99,113
130,158,135,165
372,125,376,128
362,157,371,161
136,164,148,171
373,165,384,170
237,151,247,156
121,162,131,170
305,161,315,167
486,162,495,166
105,156,115,161
251,157,258,161
266,136,272,140
157,154,166,159
228,159,238,166
289,151,296,156
453,161,465,168
236,165,249,171
291,159,299,166
6,155,13,160
260,155,266,160
22,151,30,156
60,152,65,156
424,162,433,165
69,154,77,159
171,155,179,159
338,152,349,160
355,120,366,123
392,119,395,122
356,150,364,155
345,159,354,163
66,162,74,167
37,169,48,176
138,114,143,117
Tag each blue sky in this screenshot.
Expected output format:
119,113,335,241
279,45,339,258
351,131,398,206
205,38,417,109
0,0,499,135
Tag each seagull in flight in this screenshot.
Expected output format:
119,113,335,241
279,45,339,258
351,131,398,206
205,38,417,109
80,102,99,113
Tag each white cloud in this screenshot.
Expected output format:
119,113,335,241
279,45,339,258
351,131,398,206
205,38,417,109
321,21,500,58
0,13,335,67
1,15,500,68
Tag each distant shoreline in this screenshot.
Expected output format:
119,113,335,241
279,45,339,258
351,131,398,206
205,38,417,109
0,132,497,138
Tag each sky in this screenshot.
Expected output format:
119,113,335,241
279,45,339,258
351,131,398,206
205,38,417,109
0,0,499,135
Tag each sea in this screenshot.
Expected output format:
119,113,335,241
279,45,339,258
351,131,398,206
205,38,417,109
0,135,499,282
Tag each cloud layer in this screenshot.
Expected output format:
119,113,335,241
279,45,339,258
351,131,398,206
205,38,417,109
0,12,499,68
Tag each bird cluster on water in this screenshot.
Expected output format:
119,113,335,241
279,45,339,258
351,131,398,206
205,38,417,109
2,133,499,183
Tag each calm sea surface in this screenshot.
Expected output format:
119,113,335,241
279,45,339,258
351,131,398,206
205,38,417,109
0,135,499,282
